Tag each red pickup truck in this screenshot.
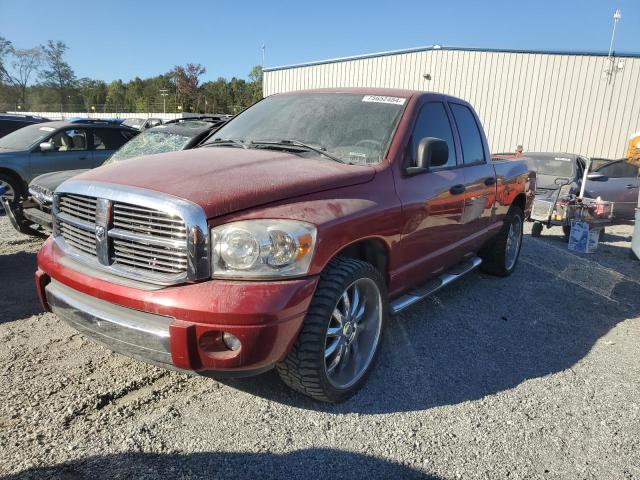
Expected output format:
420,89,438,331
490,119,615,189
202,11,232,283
36,89,534,402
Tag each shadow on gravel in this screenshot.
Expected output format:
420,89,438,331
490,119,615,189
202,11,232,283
0,251,41,323
225,244,640,414
3,449,437,480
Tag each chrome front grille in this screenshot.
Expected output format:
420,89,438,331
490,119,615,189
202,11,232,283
53,182,209,285
58,220,97,257
59,194,97,223
113,203,187,240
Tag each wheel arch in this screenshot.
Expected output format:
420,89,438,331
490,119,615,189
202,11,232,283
0,167,27,195
329,237,390,285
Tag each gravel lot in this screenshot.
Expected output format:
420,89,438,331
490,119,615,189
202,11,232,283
1,216,639,479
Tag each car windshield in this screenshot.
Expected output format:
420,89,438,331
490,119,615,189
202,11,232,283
104,129,192,164
0,123,57,150
202,93,406,164
525,155,575,177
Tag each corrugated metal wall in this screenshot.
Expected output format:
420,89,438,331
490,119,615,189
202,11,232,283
264,48,640,159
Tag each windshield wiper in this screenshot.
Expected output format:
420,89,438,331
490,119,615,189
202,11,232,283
251,139,345,164
203,138,248,149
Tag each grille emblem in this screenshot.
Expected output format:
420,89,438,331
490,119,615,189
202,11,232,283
95,198,112,266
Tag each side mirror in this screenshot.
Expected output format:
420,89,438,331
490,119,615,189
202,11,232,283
39,142,54,152
587,172,608,182
406,137,449,176
554,177,571,187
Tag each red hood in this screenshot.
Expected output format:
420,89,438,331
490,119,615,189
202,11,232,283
74,147,376,218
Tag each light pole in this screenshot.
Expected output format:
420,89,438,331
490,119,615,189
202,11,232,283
606,9,622,83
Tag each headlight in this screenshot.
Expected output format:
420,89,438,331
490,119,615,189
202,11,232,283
211,220,316,279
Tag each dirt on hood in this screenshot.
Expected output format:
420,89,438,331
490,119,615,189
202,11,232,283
71,147,376,219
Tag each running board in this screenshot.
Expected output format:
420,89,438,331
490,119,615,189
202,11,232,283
389,256,482,314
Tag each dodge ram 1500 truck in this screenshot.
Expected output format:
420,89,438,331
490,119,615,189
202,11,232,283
36,89,534,402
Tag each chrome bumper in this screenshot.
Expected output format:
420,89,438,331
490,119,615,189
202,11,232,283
45,280,173,367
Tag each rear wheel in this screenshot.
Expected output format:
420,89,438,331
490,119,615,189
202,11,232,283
480,205,524,277
277,258,387,402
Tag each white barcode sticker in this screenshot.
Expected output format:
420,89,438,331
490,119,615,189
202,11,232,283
362,95,406,105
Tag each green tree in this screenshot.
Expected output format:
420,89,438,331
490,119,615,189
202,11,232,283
39,40,76,109
248,65,263,104
0,36,13,85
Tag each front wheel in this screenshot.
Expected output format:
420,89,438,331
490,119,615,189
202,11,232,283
277,258,387,403
0,173,24,216
480,205,524,277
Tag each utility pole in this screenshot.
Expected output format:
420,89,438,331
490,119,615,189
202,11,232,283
262,44,266,66
160,88,168,115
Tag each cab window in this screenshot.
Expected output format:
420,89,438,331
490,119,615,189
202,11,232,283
450,103,485,165
409,102,457,169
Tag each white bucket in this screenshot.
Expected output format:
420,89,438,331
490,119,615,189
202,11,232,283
632,208,640,260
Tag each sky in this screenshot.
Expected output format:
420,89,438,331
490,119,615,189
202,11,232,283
0,0,638,83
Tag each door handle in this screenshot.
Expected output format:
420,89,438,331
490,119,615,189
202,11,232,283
484,177,497,186
449,184,466,195
79,156,88,160
625,184,637,189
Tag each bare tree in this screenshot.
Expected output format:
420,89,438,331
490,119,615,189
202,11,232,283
10,47,42,106
0,36,13,84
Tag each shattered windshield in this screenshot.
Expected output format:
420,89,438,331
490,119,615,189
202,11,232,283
203,93,406,165
105,129,192,163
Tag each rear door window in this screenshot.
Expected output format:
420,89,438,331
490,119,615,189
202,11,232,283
93,128,133,150
450,103,485,165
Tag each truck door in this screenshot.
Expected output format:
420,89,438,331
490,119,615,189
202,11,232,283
449,102,497,246
394,101,467,287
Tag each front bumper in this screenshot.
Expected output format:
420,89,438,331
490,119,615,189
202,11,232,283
37,237,319,376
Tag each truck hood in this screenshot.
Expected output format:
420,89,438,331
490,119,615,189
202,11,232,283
72,147,376,218
31,169,90,192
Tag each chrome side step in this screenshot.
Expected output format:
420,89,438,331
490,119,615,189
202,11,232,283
389,256,482,314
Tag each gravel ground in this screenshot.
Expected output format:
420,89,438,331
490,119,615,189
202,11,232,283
0,216,639,480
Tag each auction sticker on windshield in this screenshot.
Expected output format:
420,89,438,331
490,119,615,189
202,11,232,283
362,95,406,105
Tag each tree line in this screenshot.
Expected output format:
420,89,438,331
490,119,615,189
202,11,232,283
0,37,263,115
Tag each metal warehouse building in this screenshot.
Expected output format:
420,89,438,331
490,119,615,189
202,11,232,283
263,46,640,159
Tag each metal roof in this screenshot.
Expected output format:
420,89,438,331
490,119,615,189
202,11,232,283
264,45,640,72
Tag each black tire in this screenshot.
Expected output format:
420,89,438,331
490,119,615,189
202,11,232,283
562,225,571,242
0,173,25,215
480,205,524,277
531,221,543,237
276,257,387,403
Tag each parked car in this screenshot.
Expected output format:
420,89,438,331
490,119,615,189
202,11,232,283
68,118,125,126
36,89,534,402
0,121,137,215
0,113,50,138
4,118,225,235
121,117,163,130
586,158,639,222
514,152,638,237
